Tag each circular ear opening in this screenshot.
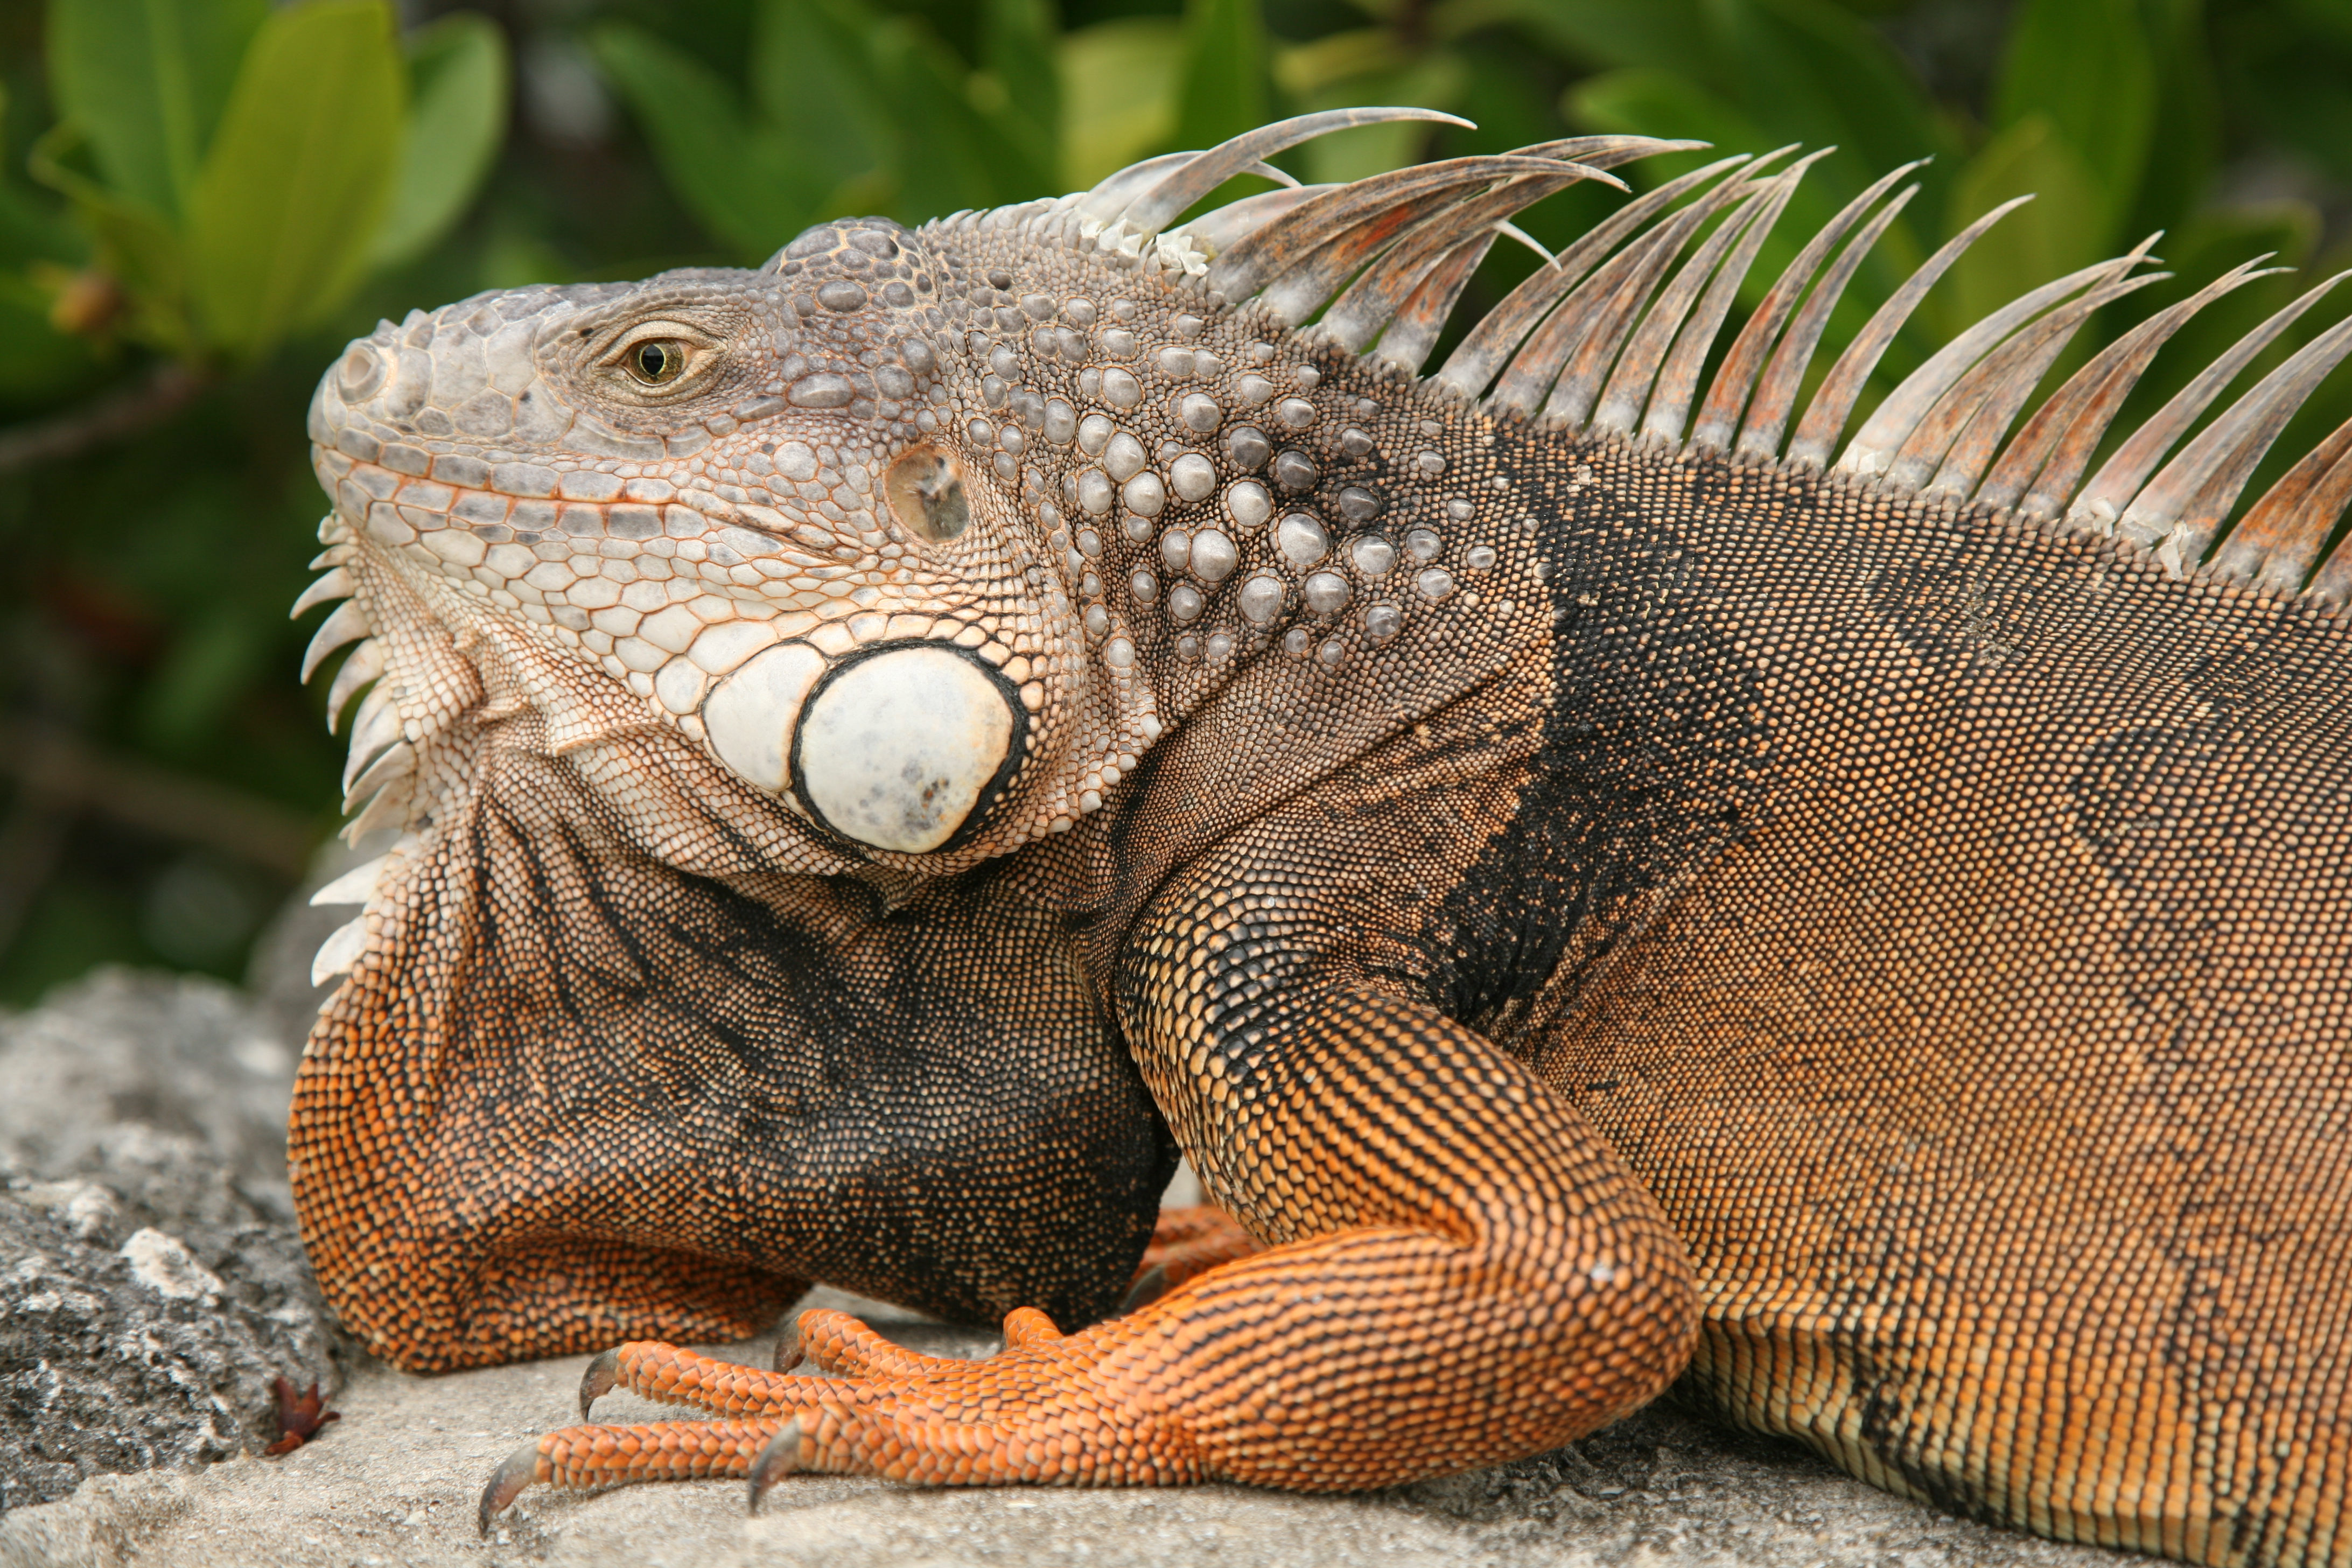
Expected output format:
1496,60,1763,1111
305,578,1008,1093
884,447,971,543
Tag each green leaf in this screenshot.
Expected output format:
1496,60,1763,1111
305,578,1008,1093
367,13,511,269
184,0,405,358
0,172,90,272
1465,0,1712,75
1174,0,1271,154
1567,65,1769,169
1058,18,1182,190
2221,8,2352,188
45,0,268,220
0,281,102,401
1704,0,1959,216
1942,114,2103,343
139,605,267,751
750,0,895,192
591,20,825,261
2122,0,2217,238
27,122,192,352
980,0,1062,192
2287,0,2352,44
867,16,1043,220
1991,0,2157,244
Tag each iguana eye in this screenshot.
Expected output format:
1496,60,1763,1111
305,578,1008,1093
626,340,690,385
885,448,971,542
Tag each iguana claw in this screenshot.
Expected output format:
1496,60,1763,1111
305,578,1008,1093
578,1348,620,1419
478,1441,544,1534
1118,1263,1169,1311
745,1418,804,1514
1125,1205,1259,1310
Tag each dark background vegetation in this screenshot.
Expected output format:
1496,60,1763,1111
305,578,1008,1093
0,0,2347,1004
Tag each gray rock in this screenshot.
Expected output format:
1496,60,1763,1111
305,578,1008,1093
0,967,300,1198
0,972,343,1514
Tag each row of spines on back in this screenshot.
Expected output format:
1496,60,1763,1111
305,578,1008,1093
1010,107,2352,613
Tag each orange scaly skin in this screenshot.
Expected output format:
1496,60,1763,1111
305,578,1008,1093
506,982,1697,1496
293,114,2352,1564
1131,1205,1261,1297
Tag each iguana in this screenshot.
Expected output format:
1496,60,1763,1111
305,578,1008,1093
287,109,2352,1566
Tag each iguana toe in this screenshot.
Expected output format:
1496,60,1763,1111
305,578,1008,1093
1118,1263,1169,1312
998,1306,1063,1348
481,1417,790,1526
589,1339,834,1416
792,1309,968,1378
1126,1206,1259,1307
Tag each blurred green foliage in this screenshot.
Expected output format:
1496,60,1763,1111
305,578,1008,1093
26,0,508,360
0,0,2347,1004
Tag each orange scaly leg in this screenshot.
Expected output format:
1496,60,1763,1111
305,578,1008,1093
481,960,1696,1527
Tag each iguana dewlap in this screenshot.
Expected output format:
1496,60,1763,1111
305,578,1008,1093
287,110,2352,1565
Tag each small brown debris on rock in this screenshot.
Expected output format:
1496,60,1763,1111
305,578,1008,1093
264,1376,340,1455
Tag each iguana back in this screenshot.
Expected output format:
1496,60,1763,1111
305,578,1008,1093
1533,439,2351,1564
288,113,2351,1566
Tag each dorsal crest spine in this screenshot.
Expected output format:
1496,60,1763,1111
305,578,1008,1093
1049,110,2352,614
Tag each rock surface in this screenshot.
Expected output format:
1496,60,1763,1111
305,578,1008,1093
0,956,2129,1566
0,972,342,1515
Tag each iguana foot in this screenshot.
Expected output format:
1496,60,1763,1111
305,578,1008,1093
576,1303,1051,1424
479,1301,1202,1531
1125,1205,1261,1307
483,1184,1688,1531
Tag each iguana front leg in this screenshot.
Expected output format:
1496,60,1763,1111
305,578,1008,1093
481,851,1697,1517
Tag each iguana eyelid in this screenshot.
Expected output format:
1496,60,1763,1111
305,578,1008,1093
594,320,725,393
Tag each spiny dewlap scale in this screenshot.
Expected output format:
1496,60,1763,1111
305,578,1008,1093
288,108,2351,1566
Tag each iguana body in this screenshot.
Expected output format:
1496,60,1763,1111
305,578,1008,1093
288,112,2352,1565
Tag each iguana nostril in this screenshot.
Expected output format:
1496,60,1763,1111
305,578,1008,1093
792,644,1024,855
337,345,384,402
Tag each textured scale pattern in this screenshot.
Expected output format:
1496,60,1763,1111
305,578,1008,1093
289,108,2350,1566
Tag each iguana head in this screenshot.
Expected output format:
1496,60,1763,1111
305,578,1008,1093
299,109,1663,897
305,224,1142,871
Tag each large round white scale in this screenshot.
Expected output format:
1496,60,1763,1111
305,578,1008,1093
792,643,1021,853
